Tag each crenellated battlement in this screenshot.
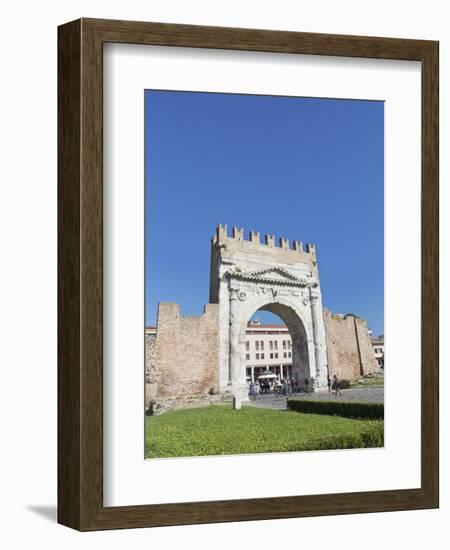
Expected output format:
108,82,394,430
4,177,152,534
212,223,316,256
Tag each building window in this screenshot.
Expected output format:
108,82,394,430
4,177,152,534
255,341,259,351
260,341,264,350
245,341,249,351
288,340,292,349
283,340,287,350
288,352,291,358
274,341,278,350
256,353,260,360
261,353,265,360
275,352,278,359
283,352,287,358
270,353,274,359
269,341,273,350
246,353,250,360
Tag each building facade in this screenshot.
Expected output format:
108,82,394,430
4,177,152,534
371,335,385,368
245,322,293,382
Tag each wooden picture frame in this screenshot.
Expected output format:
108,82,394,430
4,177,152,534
58,18,439,531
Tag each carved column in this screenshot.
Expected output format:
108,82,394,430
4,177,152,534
309,286,328,387
229,287,248,405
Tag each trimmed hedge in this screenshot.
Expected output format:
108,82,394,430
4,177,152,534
291,421,384,451
287,399,384,419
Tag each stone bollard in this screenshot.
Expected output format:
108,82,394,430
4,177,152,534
232,396,242,410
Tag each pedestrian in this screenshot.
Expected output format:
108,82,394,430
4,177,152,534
332,374,341,396
275,378,281,395
255,382,261,400
304,377,309,392
327,374,332,394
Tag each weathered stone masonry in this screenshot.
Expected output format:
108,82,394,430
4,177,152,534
323,310,379,380
209,224,328,404
145,302,232,414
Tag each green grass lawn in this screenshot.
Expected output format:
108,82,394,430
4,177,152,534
350,376,384,388
145,405,384,458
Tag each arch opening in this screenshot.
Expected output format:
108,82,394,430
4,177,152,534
240,302,311,393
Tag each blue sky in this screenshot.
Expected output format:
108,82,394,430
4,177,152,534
145,90,384,335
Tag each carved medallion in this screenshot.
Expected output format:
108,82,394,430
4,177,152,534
238,290,247,301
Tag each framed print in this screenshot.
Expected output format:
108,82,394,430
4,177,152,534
58,18,439,530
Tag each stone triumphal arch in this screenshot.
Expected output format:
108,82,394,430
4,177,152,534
209,224,329,404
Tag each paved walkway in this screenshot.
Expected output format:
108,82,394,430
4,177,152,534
245,386,384,411
246,394,289,410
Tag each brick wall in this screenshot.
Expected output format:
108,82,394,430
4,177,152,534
354,317,380,375
147,302,220,405
324,310,379,381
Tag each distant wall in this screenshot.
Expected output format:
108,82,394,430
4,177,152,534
145,302,220,409
354,317,381,375
324,310,379,380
